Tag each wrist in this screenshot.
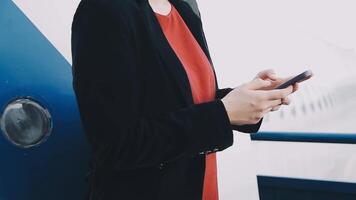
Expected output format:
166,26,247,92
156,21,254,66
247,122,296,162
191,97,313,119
220,99,232,123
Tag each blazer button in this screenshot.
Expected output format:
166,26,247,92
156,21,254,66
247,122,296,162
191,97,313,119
159,163,164,170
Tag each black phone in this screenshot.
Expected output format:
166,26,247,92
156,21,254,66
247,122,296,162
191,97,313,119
275,70,313,89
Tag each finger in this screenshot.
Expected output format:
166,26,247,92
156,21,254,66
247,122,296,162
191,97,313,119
272,76,293,86
263,85,294,100
261,106,273,116
246,78,272,90
257,69,277,81
292,83,299,93
271,105,281,112
282,97,291,105
265,99,283,109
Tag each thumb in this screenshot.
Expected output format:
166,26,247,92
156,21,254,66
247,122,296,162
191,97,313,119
262,69,277,81
246,78,272,90
256,69,277,81
266,71,277,81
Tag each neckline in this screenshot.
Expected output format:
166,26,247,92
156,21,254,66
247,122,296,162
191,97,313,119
153,2,173,17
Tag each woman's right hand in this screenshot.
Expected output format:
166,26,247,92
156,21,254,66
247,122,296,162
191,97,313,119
221,78,294,125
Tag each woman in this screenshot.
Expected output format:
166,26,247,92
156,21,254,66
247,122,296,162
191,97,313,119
71,0,296,199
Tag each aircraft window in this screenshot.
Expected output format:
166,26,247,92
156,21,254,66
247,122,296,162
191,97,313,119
323,95,329,109
310,102,316,113
317,99,323,111
291,107,296,117
328,94,334,107
0,98,52,148
301,103,307,115
279,110,284,119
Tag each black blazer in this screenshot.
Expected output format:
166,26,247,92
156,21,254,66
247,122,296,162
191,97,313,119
71,0,262,199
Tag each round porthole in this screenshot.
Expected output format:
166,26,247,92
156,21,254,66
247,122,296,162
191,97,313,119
0,98,52,148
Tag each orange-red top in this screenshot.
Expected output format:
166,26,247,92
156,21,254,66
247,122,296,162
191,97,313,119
155,4,219,200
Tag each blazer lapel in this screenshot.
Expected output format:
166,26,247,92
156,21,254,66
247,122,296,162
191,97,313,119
139,0,194,105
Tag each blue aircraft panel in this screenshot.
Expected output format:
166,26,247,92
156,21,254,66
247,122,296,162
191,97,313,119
257,176,356,200
0,1,89,199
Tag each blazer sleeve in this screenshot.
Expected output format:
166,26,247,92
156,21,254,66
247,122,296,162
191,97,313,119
216,87,263,133
185,0,263,134
71,1,233,171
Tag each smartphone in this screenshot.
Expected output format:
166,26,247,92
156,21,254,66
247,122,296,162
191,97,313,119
275,70,313,89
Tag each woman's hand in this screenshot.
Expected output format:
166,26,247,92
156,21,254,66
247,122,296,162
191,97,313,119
254,69,299,91
254,69,299,111
221,78,294,125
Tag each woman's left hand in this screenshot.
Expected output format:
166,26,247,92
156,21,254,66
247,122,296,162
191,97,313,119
254,69,299,111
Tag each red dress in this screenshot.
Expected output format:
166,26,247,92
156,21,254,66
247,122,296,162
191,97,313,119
155,4,219,200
